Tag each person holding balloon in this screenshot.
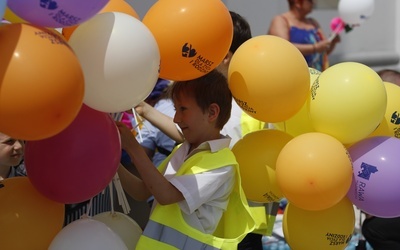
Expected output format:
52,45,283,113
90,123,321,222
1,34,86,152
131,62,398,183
116,70,255,249
132,11,272,249
268,0,340,71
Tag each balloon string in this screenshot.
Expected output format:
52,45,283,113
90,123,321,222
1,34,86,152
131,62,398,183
113,171,131,214
109,182,115,214
85,197,93,218
133,108,143,143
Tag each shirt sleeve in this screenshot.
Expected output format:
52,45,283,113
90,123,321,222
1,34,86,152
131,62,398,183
169,166,235,214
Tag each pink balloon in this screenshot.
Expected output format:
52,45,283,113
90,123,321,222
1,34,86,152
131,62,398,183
25,104,121,204
347,136,400,217
8,0,109,28
330,17,345,34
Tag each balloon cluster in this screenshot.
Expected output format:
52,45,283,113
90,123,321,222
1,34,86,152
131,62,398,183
227,8,398,247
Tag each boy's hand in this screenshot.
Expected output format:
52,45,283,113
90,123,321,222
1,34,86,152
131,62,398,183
115,122,137,151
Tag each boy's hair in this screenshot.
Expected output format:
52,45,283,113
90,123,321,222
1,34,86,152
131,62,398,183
170,70,232,130
229,11,252,54
377,69,400,86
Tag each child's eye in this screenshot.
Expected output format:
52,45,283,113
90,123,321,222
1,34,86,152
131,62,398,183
4,139,16,145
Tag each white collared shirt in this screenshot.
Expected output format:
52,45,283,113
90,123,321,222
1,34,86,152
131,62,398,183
161,136,234,234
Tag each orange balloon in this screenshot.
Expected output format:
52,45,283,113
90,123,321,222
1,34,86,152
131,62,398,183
0,177,65,249
142,0,233,81
276,132,353,211
0,23,84,140
62,0,139,41
228,35,310,122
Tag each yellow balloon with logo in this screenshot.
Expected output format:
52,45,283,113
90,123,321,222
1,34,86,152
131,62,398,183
309,62,387,144
232,129,293,203
274,67,320,136
369,81,400,138
228,35,310,123
283,198,355,250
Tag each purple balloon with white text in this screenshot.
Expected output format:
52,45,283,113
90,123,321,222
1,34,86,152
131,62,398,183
8,0,109,28
347,136,400,218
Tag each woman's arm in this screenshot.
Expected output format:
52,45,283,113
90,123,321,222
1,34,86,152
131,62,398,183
268,15,290,40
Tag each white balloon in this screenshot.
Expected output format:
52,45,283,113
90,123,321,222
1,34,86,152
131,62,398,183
49,218,128,250
69,12,160,113
93,212,143,250
338,0,375,25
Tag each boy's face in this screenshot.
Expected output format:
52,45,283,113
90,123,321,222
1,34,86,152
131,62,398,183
0,133,24,168
173,93,211,149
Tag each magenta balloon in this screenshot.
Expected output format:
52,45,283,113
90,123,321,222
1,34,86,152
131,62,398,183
25,104,121,204
8,0,109,28
347,136,400,217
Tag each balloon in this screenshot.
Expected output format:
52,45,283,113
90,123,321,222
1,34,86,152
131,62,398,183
0,23,84,140
309,62,386,144
273,67,320,136
338,0,375,25
228,35,310,123
0,0,6,20
276,132,353,211
283,198,355,250
3,7,27,23
330,17,345,34
93,212,143,250
368,82,400,139
49,218,128,250
62,0,139,41
69,12,160,113
347,136,400,217
142,0,233,81
0,177,65,250
8,0,108,28
24,105,121,204
232,129,293,203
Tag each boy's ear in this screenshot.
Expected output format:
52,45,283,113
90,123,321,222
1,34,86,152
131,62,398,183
223,51,234,65
208,103,220,122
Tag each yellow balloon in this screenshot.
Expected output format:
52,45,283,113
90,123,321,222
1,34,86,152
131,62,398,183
0,177,65,249
274,67,320,136
309,62,387,144
276,132,353,211
3,7,27,23
369,82,400,138
232,129,294,203
228,35,310,123
283,198,355,250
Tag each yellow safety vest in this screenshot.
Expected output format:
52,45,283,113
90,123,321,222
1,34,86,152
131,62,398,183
136,147,255,250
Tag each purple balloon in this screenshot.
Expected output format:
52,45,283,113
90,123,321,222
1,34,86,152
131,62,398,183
8,0,109,28
347,136,400,218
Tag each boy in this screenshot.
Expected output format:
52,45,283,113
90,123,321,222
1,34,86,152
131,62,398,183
116,70,254,249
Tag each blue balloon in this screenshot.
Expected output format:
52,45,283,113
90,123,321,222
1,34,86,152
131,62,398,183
0,0,6,21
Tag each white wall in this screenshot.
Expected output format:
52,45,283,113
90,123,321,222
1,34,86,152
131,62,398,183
127,0,399,71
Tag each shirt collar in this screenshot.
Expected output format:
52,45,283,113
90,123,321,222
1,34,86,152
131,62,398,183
184,135,231,159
